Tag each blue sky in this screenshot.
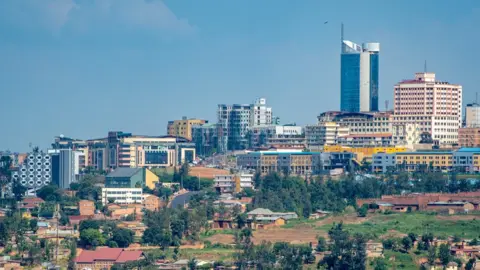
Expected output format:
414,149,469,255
0,0,479,152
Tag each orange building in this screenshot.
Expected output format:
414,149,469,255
78,200,95,216
143,194,163,211
74,248,143,270
458,128,480,147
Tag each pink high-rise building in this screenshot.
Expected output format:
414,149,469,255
392,72,462,146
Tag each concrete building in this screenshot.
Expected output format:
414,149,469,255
306,111,392,149
250,98,273,126
105,167,159,189
340,25,379,112
143,194,163,211
392,72,462,146
12,151,52,195
104,132,195,168
213,173,254,194
101,188,143,205
248,124,304,149
372,148,480,173
458,127,480,147
167,117,208,140
48,149,85,189
192,123,218,156
217,98,273,152
237,151,354,175
465,103,480,127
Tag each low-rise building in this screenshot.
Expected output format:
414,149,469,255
143,194,163,211
213,173,254,194
237,151,355,175
19,197,44,210
105,167,159,190
458,128,480,147
74,248,144,270
78,200,95,216
426,201,474,214
101,188,143,205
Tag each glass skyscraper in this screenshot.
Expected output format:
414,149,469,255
340,28,380,112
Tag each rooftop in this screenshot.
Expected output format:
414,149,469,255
107,168,143,178
74,248,143,263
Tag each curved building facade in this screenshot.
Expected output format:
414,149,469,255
340,28,379,112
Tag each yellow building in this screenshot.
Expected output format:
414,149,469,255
167,117,207,140
395,151,453,171
323,145,408,157
145,169,160,190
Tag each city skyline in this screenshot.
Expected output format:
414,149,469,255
0,0,479,151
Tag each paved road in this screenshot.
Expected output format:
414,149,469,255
170,191,198,208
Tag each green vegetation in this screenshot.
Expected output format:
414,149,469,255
318,212,480,239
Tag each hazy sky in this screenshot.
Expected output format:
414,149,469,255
0,0,479,152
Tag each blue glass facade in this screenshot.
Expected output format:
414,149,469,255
369,53,379,111
340,53,360,112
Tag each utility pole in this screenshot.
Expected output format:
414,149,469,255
54,203,60,266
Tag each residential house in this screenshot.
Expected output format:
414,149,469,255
246,208,298,229
19,197,44,210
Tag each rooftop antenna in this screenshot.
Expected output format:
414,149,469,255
424,60,427,73
476,92,478,104
341,23,344,52
385,100,389,111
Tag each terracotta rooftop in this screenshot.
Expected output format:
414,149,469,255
74,248,142,263
22,197,44,204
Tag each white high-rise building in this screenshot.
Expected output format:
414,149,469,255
392,72,462,146
217,98,273,152
465,103,480,127
250,98,272,126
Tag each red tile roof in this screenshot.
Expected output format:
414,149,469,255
22,197,44,204
115,251,143,263
74,248,143,263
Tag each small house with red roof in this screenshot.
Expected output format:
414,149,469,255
19,197,44,210
74,247,144,270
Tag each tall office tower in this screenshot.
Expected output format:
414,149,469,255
392,72,462,146
340,24,380,112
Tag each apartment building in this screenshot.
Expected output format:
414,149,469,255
213,173,254,194
217,98,273,152
248,124,304,149
237,151,354,175
306,111,392,149
167,117,208,140
465,103,480,127
458,128,480,147
392,72,462,146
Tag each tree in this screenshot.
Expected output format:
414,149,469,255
29,219,38,233
402,236,413,252
427,246,436,265
316,236,327,252
465,258,475,270
37,185,61,201
357,205,368,217
188,258,197,270
111,228,134,248
80,228,105,248
372,258,388,270
320,223,366,270
407,232,417,243
438,243,451,266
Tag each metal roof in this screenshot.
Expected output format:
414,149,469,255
107,168,142,178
